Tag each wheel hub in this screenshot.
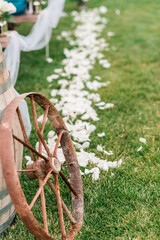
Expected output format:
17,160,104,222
26,157,61,180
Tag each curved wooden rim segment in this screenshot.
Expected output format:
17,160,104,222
0,92,83,240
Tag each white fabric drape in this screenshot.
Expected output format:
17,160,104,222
4,0,65,85
4,0,65,135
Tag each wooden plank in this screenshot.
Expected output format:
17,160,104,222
13,13,38,24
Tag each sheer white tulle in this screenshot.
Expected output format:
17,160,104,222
4,0,65,135
4,0,65,85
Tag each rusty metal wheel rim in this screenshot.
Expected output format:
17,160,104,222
0,93,83,240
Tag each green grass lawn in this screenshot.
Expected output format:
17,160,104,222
1,0,160,239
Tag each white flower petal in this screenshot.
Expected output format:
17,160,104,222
115,9,120,15
82,142,90,149
47,131,55,138
92,167,100,181
97,145,103,152
97,132,105,137
46,58,53,63
104,150,113,156
139,138,146,144
107,32,115,37
137,146,143,152
99,6,108,14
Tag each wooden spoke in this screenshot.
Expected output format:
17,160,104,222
54,174,66,240
62,162,76,166
13,134,49,162
17,107,37,162
41,105,49,133
59,171,79,198
29,170,52,210
53,130,64,158
17,169,37,172
47,180,76,224
39,105,49,158
30,95,52,158
39,178,48,233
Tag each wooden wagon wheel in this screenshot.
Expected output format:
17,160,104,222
0,92,84,240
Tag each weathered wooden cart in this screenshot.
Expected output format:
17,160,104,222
0,47,84,239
